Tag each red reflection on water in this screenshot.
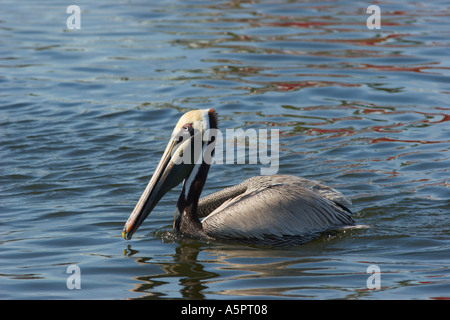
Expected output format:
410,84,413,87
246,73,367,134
274,81,360,92
266,21,333,28
359,63,449,75
316,33,405,46
421,112,450,124
370,137,441,144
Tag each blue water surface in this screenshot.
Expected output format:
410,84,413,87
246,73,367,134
1,0,449,299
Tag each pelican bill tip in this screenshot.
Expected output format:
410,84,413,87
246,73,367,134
122,228,132,240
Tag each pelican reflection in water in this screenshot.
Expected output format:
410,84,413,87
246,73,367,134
123,109,355,245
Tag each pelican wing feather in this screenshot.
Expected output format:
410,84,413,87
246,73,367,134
201,175,354,243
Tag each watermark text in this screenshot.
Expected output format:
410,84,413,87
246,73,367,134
66,264,81,289
366,5,381,29
172,128,279,175
66,5,81,30
366,264,381,289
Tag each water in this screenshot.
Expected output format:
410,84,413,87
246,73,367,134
1,0,449,300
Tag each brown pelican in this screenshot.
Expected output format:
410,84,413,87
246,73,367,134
123,108,355,245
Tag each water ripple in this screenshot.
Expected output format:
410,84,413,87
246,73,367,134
1,0,449,300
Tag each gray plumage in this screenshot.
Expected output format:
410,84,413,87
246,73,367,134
193,175,354,245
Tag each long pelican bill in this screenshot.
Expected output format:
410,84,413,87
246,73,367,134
122,134,196,240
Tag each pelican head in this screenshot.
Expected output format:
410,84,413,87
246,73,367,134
123,108,218,240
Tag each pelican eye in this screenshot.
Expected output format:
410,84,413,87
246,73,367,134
176,123,194,143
